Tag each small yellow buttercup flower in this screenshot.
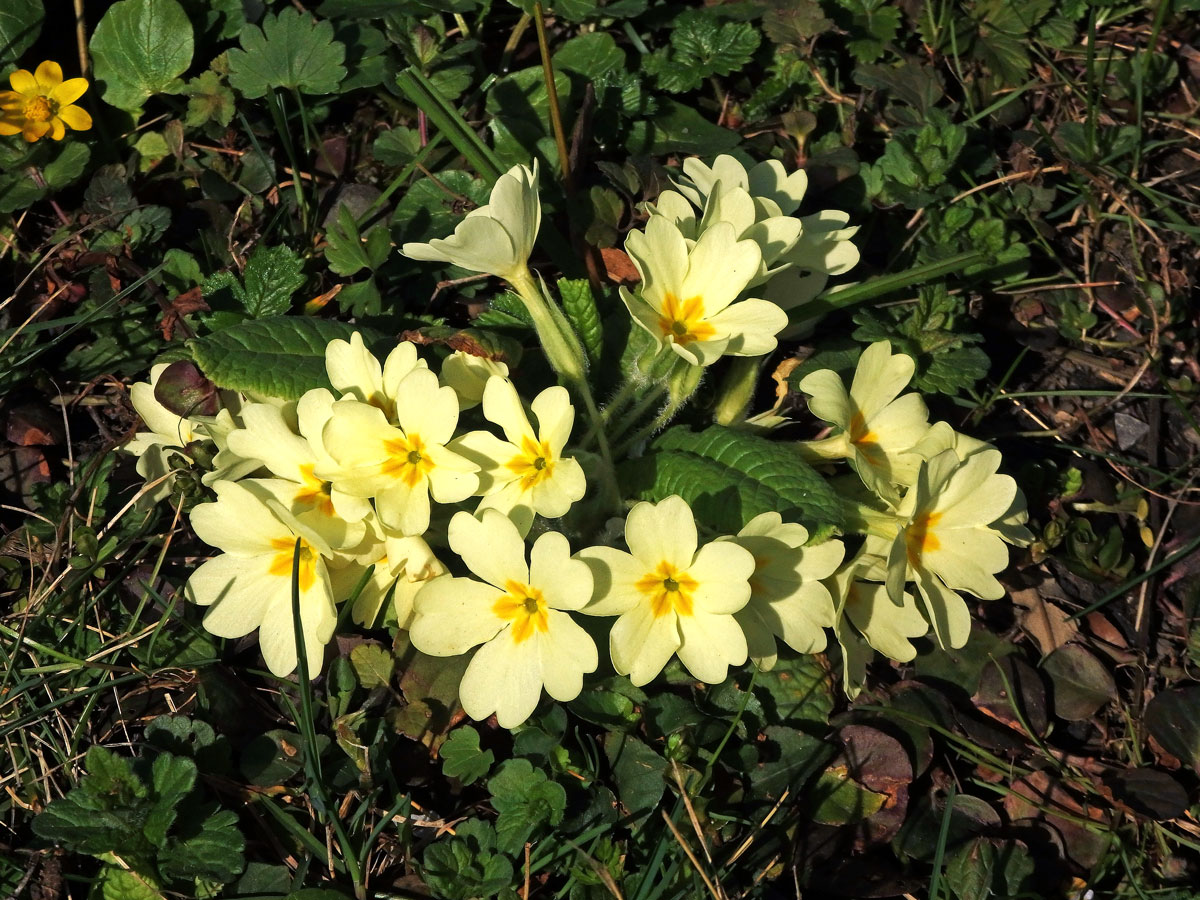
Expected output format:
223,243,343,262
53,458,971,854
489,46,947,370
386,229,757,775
0,61,92,143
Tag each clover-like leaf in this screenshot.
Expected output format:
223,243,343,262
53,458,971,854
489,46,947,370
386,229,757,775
440,726,495,786
227,8,347,99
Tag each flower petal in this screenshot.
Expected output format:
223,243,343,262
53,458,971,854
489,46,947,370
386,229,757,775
914,568,971,650
448,509,528,589
706,298,788,357
680,223,761,315
481,376,534,447
688,541,754,614
50,77,89,106
411,575,506,654
798,368,852,430
33,61,62,91
531,385,574,453
538,611,597,700
394,368,460,446
676,610,747,683
459,632,543,727
55,103,91,132
625,215,687,303
8,68,36,95
190,481,288,554
529,531,592,611
626,496,698,570
576,546,644,616
609,602,681,686
376,478,430,535
850,341,914,421
257,571,336,676
529,456,586,518
402,215,519,280
381,341,424,403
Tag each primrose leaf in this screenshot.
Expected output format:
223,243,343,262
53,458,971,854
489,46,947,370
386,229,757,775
487,759,567,855
227,8,347,98
557,278,603,367
440,726,495,786
89,0,194,112
188,317,380,400
143,754,197,848
0,0,44,70
603,733,666,822
624,425,845,539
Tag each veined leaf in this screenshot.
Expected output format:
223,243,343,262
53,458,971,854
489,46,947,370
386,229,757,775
558,278,603,367
623,425,844,539
0,0,43,70
89,0,194,112
227,8,346,98
188,317,380,400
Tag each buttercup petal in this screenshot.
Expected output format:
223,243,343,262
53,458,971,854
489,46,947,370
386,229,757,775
33,61,63,91
8,68,36,95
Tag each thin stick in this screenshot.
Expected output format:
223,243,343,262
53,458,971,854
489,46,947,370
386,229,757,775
659,809,723,900
533,3,574,193
74,0,89,76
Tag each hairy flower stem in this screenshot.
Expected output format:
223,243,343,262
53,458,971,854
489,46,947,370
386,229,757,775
712,357,763,426
509,268,620,510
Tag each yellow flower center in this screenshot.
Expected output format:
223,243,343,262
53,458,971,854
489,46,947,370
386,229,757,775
267,537,319,592
657,292,716,347
504,435,555,490
23,96,53,123
493,580,550,644
635,561,698,618
906,511,942,567
380,433,435,487
294,463,335,517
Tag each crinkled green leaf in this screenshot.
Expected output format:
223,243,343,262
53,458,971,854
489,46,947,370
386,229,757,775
143,754,197,848
642,10,759,94
184,70,236,129
554,32,625,79
89,0,194,112
558,278,603,367
98,864,166,900
162,808,246,883
227,8,346,98
440,726,495,786
188,317,378,400
624,425,844,538
421,820,515,900
487,759,567,855
203,244,306,318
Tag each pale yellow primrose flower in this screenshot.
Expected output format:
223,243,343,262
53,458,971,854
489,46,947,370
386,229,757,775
872,448,1018,650
909,421,1035,547
720,512,845,667
325,333,427,422
675,154,861,277
184,480,337,677
798,341,930,498
226,391,371,548
647,185,802,288
440,350,510,410
578,495,755,686
829,551,928,699
451,377,587,536
126,365,255,503
401,162,540,283
332,525,447,629
410,510,597,729
621,217,787,367
321,367,479,536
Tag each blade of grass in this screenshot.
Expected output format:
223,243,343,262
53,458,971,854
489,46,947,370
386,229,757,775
395,68,503,183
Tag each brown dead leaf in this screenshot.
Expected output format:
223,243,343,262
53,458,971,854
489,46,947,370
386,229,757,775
159,286,210,340
599,247,640,286
1011,583,1078,655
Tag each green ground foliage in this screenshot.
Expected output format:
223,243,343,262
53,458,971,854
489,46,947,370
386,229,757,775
2,1,1200,898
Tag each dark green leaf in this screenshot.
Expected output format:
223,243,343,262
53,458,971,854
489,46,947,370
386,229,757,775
558,278,603,367
89,0,194,112
625,425,844,538
227,8,347,98
188,317,374,400
487,759,567,855
440,726,495,785
603,733,666,821
0,0,44,70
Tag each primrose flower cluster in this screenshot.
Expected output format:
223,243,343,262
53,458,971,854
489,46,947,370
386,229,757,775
125,338,847,726
796,341,1034,696
124,153,1028,717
